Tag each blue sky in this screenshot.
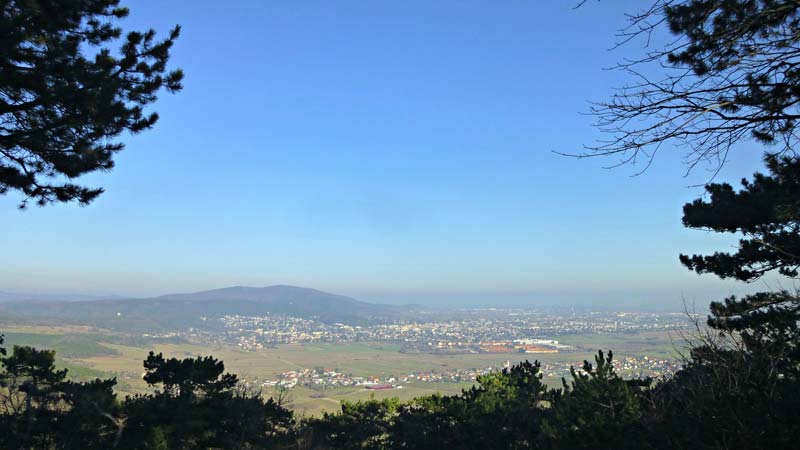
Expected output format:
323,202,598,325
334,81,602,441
0,1,776,308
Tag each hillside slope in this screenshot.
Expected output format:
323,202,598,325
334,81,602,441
0,285,413,332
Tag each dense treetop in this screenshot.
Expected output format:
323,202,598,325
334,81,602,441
0,0,182,207
681,154,800,281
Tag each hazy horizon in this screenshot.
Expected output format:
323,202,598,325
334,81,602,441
0,277,777,312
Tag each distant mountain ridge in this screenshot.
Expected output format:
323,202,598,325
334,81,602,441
157,285,362,304
0,285,419,332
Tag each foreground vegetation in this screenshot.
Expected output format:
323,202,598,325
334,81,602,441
1,308,797,450
0,327,677,415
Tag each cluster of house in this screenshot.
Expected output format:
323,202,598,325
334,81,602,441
248,353,679,391
256,364,511,390
216,310,689,351
478,338,567,353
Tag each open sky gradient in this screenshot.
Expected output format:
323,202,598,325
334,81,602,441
0,1,778,309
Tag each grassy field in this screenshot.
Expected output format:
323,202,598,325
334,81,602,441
557,331,684,359
2,331,119,358
1,326,682,416
285,384,473,416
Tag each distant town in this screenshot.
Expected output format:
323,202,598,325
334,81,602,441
208,309,689,352
244,354,680,391
137,308,693,390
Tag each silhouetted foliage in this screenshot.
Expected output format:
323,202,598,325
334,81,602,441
391,360,552,450
0,336,796,449
680,154,800,381
543,351,649,450
120,353,294,450
681,154,800,281
0,346,296,449
584,0,800,171
302,397,400,450
644,337,800,450
0,345,119,449
0,0,182,207
141,351,238,398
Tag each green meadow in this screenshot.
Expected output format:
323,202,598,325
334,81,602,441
0,325,681,416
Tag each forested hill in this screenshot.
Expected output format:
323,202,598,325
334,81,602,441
0,285,417,332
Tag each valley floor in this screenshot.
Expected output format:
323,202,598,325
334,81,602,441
0,325,680,416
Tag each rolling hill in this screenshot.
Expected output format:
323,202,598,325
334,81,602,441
0,285,418,332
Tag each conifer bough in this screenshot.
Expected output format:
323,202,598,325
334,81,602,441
0,0,183,207
586,0,800,172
